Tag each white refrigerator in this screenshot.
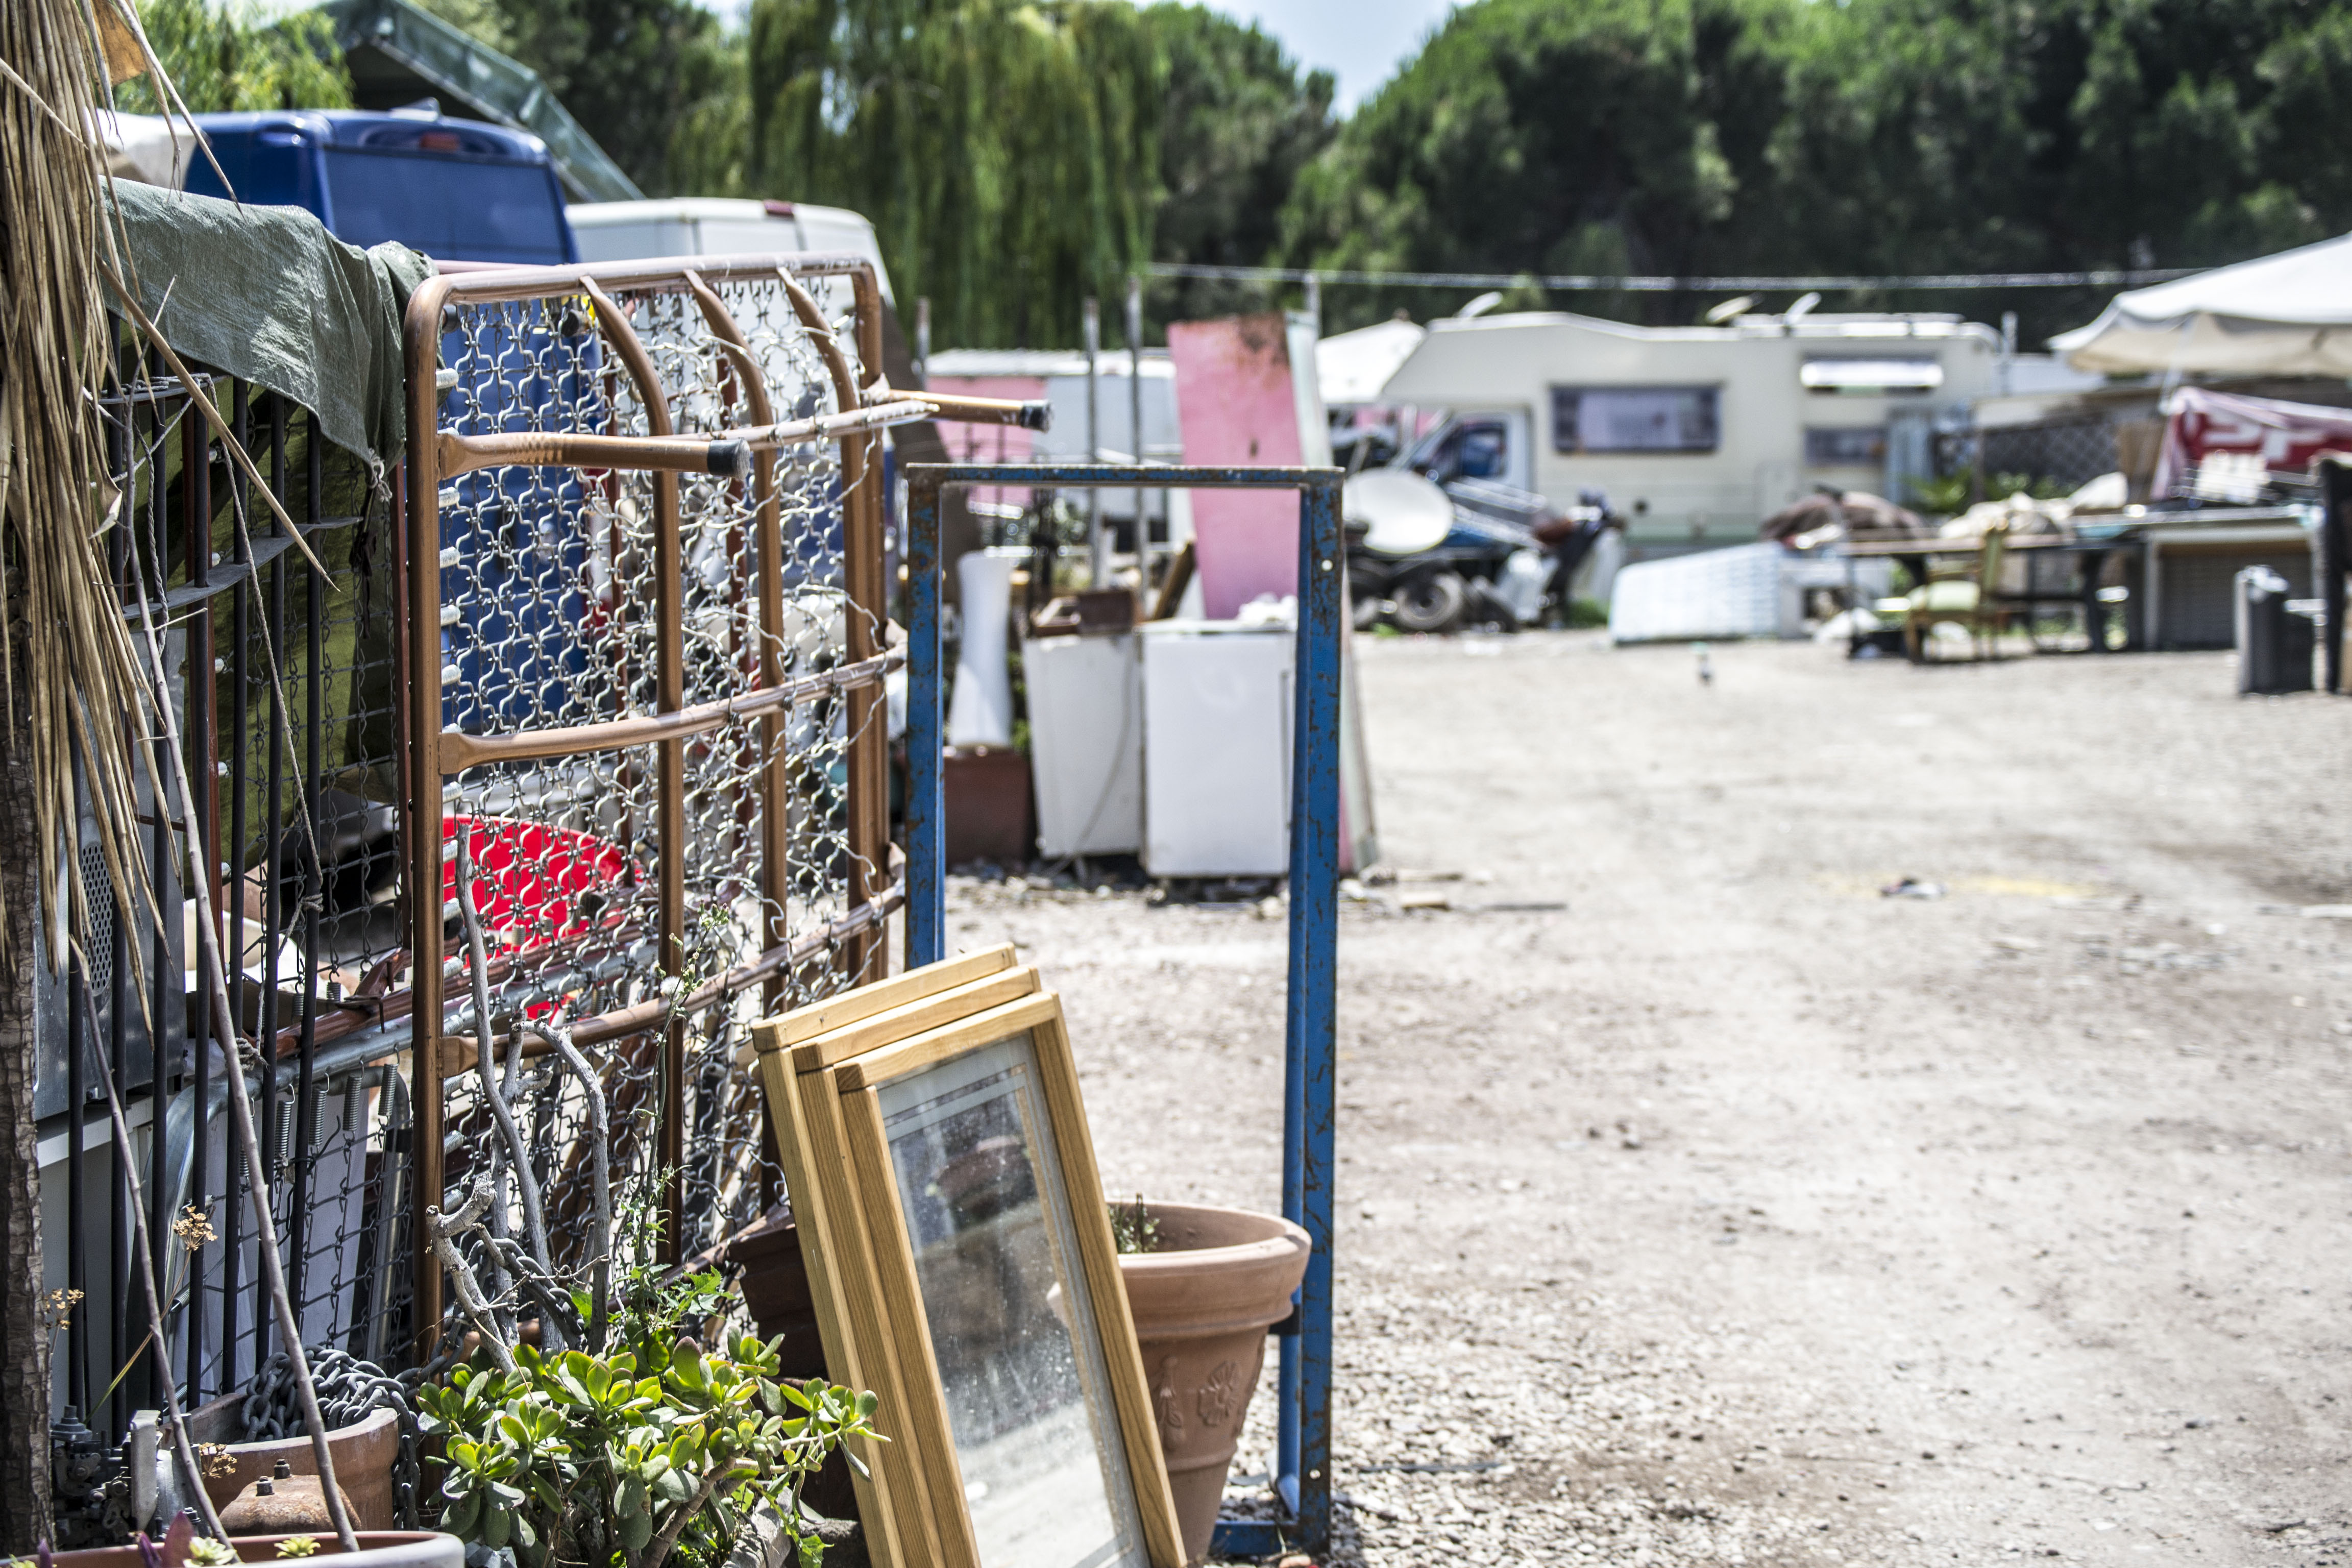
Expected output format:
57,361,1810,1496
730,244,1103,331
1139,621,1295,877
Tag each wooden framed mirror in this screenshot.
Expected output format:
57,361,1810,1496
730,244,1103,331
754,952,1183,1568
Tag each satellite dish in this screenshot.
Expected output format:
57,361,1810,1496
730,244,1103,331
1345,471,1455,557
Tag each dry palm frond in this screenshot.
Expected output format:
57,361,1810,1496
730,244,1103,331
0,0,155,973
6,6,365,1549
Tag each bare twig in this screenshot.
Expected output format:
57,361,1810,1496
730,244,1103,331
454,833,552,1270
641,1459,753,1568
427,1180,517,1377
527,1019,611,1345
117,497,358,1553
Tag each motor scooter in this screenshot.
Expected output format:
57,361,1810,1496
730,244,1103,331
1343,471,1621,632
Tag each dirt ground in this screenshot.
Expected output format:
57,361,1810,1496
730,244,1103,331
943,631,2352,1566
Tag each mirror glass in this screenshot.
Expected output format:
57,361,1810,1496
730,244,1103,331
873,1030,1146,1568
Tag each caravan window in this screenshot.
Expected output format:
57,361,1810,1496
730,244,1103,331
1553,387,1718,454
1804,427,1887,467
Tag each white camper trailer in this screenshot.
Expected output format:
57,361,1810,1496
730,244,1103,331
1377,309,2003,559
568,197,894,297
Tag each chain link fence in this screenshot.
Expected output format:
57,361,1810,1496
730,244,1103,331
1937,413,2124,495
47,257,912,1536
45,341,416,1533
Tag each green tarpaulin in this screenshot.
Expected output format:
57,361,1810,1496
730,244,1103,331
105,179,432,478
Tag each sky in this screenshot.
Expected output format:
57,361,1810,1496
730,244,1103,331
1204,0,1457,112
692,0,1458,114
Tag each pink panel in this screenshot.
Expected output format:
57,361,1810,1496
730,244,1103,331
928,374,1046,509
1167,315,1304,619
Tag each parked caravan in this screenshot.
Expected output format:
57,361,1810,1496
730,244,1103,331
569,197,893,297
1377,309,2003,560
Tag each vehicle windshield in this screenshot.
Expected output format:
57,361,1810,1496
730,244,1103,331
1411,420,1509,483
324,148,568,264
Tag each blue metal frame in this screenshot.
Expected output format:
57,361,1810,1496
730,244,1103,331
904,462,1343,1558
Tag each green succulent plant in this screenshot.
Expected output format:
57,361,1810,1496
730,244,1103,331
419,1179,879,1568
418,1315,879,1568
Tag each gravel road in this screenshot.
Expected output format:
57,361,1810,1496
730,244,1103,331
945,631,2352,1566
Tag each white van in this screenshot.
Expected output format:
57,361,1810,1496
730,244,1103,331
568,197,894,301
1379,308,2003,558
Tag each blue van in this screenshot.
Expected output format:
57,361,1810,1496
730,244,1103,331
186,109,577,264
189,109,595,731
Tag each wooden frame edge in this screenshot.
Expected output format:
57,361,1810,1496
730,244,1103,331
837,1084,986,1568
758,1040,939,1567
834,989,1062,1094
798,967,1042,1077
746,945,1020,1067
1032,1008,1188,1568
829,992,1187,1568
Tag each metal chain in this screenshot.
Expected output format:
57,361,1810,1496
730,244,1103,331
241,1346,423,1529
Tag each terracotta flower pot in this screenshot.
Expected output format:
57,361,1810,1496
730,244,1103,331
50,1532,461,1568
1116,1202,1311,1567
683,1204,856,1524
184,1399,402,1532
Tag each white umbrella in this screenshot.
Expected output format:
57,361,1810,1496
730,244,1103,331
2052,232,2352,376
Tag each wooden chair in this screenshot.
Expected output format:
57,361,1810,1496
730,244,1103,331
1875,522,2014,662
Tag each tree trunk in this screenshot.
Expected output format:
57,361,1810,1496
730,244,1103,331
0,666,54,1552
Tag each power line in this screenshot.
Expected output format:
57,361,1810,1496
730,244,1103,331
1144,261,2197,292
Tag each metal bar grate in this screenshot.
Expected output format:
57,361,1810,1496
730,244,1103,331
403,255,905,1355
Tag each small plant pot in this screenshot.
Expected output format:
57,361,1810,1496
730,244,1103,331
184,1399,403,1532
1116,1202,1311,1567
50,1532,462,1568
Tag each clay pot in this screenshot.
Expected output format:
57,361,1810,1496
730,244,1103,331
219,1466,357,1536
184,1399,401,1532
1117,1202,1311,1567
685,1205,854,1523
48,1533,460,1568
698,1205,826,1376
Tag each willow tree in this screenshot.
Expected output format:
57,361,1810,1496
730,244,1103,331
113,0,351,113
748,0,1158,348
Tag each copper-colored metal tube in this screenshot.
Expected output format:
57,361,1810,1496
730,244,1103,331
403,271,456,1359
896,390,1054,429
436,429,752,479
427,877,908,1076
435,652,899,773
581,277,690,1258
841,272,891,984
432,251,877,303
728,400,939,450
777,268,865,414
